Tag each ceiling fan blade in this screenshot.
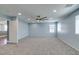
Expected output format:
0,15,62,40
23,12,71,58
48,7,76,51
35,15,47,20
37,16,41,17
40,17,47,20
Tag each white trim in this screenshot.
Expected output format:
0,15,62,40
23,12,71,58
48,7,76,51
58,38,79,52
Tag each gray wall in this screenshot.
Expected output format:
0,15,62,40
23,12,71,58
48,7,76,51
58,9,79,50
29,23,56,37
17,17,29,40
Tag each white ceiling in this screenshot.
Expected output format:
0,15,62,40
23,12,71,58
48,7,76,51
0,4,78,20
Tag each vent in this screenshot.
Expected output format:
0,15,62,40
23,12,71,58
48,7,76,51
65,4,74,8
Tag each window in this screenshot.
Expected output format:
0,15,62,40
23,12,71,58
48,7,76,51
58,23,61,32
0,24,7,31
4,24,7,31
0,21,7,31
49,24,55,33
75,15,79,34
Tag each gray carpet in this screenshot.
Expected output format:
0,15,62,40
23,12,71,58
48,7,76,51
0,37,79,55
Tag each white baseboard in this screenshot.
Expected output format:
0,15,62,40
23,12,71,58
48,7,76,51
58,38,79,52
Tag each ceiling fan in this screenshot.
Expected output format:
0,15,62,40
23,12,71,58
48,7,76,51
35,16,48,20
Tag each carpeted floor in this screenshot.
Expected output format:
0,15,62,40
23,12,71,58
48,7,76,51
0,37,79,55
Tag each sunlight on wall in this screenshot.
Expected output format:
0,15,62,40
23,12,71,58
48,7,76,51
58,23,62,32
75,15,79,34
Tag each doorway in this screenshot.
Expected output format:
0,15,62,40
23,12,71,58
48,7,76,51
0,20,9,45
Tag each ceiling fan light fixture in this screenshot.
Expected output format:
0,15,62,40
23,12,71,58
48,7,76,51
28,18,31,20
53,10,57,13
